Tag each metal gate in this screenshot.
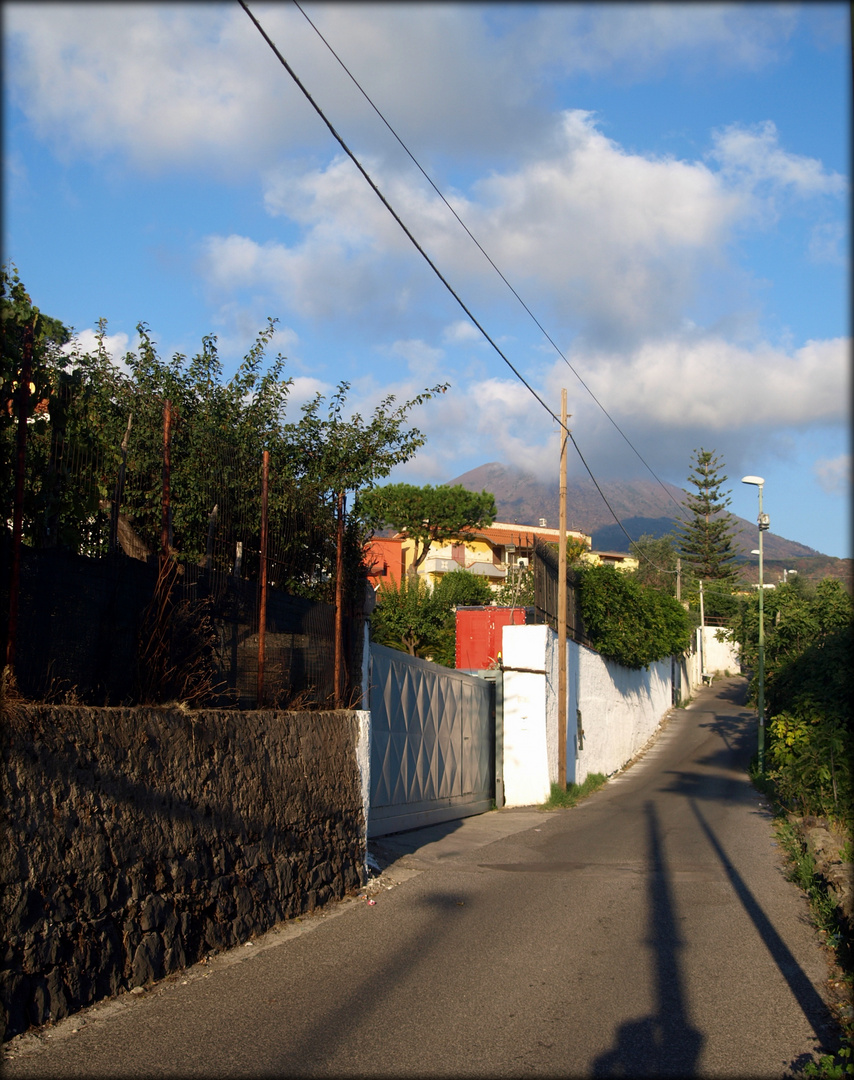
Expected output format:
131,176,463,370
368,643,496,837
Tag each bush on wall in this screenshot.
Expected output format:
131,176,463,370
577,563,693,670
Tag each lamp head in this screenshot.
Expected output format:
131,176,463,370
741,475,765,486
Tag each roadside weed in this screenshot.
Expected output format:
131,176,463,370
542,773,607,810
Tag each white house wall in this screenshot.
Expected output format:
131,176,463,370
569,642,671,787
501,623,674,805
700,626,740,675
501,625,553,807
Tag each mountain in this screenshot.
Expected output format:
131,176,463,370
448,462,824,561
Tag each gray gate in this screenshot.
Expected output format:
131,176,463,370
368,643,495,838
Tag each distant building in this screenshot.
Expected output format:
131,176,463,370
579,549,639,573
397,522,593,592
364,536,406,591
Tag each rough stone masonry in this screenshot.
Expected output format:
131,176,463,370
1,704,367,1041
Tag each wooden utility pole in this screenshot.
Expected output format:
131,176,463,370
557,389,568,791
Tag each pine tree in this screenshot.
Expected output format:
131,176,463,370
676,448,740,584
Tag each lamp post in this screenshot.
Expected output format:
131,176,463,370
742,476,769,773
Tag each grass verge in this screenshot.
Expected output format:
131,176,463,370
542,772,607,810
749,759,853,1077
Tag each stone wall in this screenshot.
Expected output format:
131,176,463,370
1,704,367,1041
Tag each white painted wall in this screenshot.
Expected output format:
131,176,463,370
568,642,671,787
501,623,675,804
354,710,371,844
700,626,740,675
501,625,553,807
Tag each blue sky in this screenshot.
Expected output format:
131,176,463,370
3,2,850,556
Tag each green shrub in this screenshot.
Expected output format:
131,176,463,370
577,564,693,669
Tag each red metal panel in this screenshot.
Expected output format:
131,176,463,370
455,607,526,669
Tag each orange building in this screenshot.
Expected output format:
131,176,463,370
364,536,406,591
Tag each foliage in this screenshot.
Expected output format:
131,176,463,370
370,568,494,665
495,564,534,607
775,817,853,1053
542,773,607,810
359,482,496,574
565,536,590,564
2,268,448,607
803,1041,854,1080
285,384,448,505
577,563,693,669
281,381,448,605
2,264,79,548
428,569,495,667
675,448,740,585
370,574,440,657
630,532,679,595
767,710,850,821
735,576,853,825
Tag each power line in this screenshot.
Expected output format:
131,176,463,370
290,0,685,518
238,1,678,574
239,0,561,430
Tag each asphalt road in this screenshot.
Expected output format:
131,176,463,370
3,677,839,1078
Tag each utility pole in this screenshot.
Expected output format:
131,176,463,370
676,557,681,602
558,390,568,791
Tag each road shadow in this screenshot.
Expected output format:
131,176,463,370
591,801,704,1077
688,798,838,1061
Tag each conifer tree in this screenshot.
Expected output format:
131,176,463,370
675,448,739,584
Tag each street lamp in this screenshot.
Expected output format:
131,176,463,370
742,476,769,773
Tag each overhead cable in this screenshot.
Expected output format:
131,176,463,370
239,0,563,431
290,0,684,517
238,1,676,573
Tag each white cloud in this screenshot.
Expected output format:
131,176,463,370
710,121,847,200
3,3,807,175
200,111,747,346
573,334,850,430
287,375,334,414
808,220,847,264
64,328,132,370
814,454,850,495
518,4,800,79
442,320,482,345
386,339,445,379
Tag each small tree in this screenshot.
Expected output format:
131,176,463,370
370,574,440,657
495,564,534,607
359,483,496,575
429,569,495,667
577,563,692,669
630,533,680,595
675,448,740,584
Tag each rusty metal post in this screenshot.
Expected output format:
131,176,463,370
257,450,269,706
160,401,172,566
5,319,35,672
333,489,345,708
110,414,132,554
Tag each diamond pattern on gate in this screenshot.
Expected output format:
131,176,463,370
370,651,470,809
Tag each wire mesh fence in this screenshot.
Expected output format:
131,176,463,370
2,397,365,709
532,540,592,648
